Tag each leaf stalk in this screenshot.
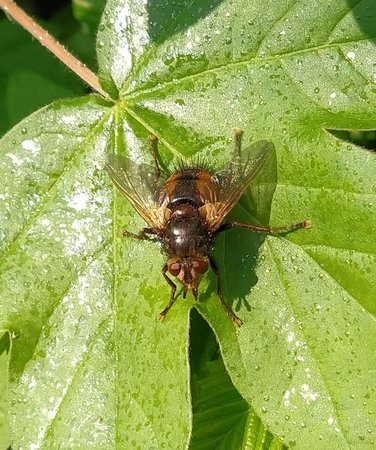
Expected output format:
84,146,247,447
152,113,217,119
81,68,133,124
0,0,110,100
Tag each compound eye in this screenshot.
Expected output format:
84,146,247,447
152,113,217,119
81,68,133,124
168,262,181,277
192,259,208,274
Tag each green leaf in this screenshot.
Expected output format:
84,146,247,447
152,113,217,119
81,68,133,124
0,19,85,135
0,334,11,450
190,312,286,450
0,95,191,448
1,0,376,448
191,359,286,450
72,0,106,33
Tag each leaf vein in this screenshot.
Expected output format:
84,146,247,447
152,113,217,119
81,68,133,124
123,105,181,156
326,0,364,41
254,0,300,57
17,242,111,381
123,0,198,92
42,316,112,445
267,240,352,449
298,244,376,323
0,110,113,268
277,181,374,197
337,46,370,84
301,243,376,257
113,104,121,450
127,38,375,99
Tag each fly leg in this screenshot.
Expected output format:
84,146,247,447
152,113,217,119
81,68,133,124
210,257,242,327
217,220,312,235
148,135,161,182
120,227,159,241
228,128,244,179
157,265,177,322
233,128,243,158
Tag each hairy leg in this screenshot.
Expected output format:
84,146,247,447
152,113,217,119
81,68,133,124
157,265,178,321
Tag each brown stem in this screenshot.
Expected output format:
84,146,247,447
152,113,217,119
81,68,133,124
0,0,110,100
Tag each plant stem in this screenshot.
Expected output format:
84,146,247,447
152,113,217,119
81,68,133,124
0,0,110,100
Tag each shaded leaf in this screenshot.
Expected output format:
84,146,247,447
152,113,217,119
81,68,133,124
190,312,286,450
0,19,84,135
72,0,106,33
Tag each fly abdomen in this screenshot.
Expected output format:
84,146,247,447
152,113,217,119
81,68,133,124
164,214,212,257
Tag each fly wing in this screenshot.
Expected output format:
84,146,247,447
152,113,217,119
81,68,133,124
105,154,171,229
199,140,273,230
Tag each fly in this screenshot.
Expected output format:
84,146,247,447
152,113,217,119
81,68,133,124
105,130,311,326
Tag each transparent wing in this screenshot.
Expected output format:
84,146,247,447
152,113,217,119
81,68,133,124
245,144,277,226
105,154,170,229
199,140,274,230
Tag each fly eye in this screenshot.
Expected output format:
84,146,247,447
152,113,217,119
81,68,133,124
192,259,208,274
168,262,181,277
